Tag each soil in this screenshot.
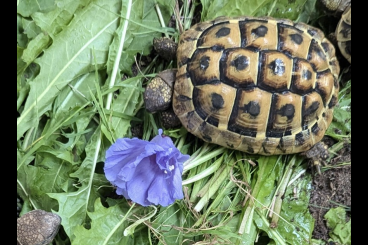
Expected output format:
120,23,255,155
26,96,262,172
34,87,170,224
308,137,351,242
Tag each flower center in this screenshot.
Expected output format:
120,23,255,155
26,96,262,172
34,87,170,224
164,165,175,174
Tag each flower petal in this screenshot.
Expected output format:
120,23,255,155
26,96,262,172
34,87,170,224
104,129,190,207
146,165,184,206
125,156,158,206
104,138,160,183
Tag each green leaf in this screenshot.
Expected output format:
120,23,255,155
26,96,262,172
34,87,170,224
250,157,314,245
17,0,121,140
326,81,351,140
17,46,26,76
201,0,273,21
32,0,92,38
253,212,287,245
17,14,28,47
17,0,57,17
53,72,100,113
256,0,309,20
37,145,80,165
152,203,196,245
17,149,75,211
324,207,351,245
111,0,167,75
108,79,143,139
20,0,92,72
21,17,42,39
21,32,51,66
201,0,312,21
48,128,102,240
156,0,177,23
296,0,320,23
274,165,314,245
73,198,134,245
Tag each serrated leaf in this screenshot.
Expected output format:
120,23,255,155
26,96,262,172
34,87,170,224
21,32,51,66
324,207,347,231
20,0,92,71
17,14,28,47
324,207,351,245
17,150,74,211
113,0,168,75
48,128,102,239
17,0,57,17
37,145,80,165
73,198,133,245
21,18,42,39
32,0,91,38
17,0,121,140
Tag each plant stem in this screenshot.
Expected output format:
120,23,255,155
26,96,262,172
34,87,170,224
105,0,132,110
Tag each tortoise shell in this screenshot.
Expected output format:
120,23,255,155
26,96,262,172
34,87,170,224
172,16,340,155
335,6,351,63
320,0,350,13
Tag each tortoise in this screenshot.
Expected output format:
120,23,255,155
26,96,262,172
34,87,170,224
335,5,351,63
144,16,340,156
320,0,351,63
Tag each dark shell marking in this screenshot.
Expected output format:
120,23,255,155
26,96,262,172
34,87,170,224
173,16,340,155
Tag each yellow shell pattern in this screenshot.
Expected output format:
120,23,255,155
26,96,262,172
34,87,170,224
173,16,340,155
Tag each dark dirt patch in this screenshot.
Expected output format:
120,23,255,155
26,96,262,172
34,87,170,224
308,139,351,242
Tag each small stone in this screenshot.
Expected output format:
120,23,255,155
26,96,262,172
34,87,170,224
17,210,61,245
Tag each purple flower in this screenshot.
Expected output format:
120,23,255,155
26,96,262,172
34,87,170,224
104,129,190,207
